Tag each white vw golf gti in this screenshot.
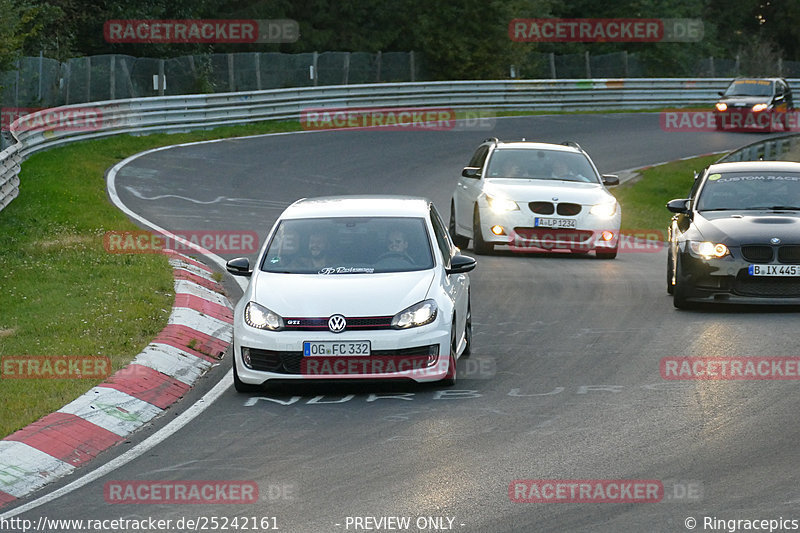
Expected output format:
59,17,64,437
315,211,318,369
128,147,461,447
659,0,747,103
226,196,476,392
450,139,622,258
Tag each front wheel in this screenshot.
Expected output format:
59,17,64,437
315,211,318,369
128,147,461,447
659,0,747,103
672,254,696,310
450,203,470,249
472,207,493,255
440,321,458,386
667,247,675,295
233,362,262,393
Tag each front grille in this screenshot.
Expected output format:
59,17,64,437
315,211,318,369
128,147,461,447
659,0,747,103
741,245,773,263
245,345,438,374
529,201,554,214
283,316,394,331
556,203,582,216
514,227,594,244
733,271,800,297
778,246,800,264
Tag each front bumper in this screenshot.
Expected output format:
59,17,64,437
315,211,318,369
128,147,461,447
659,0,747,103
714,109,781,131
233,323,452,384
478,204,621,252
677,250,800,304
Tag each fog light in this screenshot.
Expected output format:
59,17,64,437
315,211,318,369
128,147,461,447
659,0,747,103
491,225,506,235
241,347,252,368
601,231,614,241
427,345,439,367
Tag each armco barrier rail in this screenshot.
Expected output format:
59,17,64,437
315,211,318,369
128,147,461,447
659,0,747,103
1,77,796,214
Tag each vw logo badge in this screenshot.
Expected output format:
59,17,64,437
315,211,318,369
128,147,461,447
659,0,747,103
552,197,559,201
328,314,347,333
771,237,781,245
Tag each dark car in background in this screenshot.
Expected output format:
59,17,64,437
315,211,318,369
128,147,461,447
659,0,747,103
667,161,800,308
714,77,793,132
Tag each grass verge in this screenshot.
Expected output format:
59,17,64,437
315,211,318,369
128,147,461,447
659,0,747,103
0,119,302,438
612,154,722,231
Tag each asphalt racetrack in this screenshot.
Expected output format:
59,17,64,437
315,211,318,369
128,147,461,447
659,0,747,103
10,113,800,532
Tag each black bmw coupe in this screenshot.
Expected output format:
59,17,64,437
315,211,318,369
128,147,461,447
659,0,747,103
667,161,800,308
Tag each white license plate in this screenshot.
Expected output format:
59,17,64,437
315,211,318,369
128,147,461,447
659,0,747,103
535,217,576,229
748,264,800,277
303,341,371,356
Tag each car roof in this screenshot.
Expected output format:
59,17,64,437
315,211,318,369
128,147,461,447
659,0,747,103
489,141,583,154
706,161,800,174
281,195,432,219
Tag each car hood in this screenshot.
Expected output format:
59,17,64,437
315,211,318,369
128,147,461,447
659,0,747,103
249,269,436,317
485,179,614,205
693,211,800,243
717,96,771,106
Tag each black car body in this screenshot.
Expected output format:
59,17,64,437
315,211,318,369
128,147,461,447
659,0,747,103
667,161,800,308
714,77,793,132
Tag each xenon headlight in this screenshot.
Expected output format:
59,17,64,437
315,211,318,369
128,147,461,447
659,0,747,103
689,241,729,259
589,201,618,219
244,301,284,330
752,103,769,112
392,299,438,329
486,194,519,213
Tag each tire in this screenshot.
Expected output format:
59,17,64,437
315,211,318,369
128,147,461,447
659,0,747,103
462,296,472,357
472,206,493,255
233,361,262,393
449,202,470,249
666,247,675,295
596,248,618,260
672,254,696,310
440,321,458,386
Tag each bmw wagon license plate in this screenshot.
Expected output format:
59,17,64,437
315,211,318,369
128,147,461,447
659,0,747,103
749,264,800,276
303,341,371,356
535,217,576,229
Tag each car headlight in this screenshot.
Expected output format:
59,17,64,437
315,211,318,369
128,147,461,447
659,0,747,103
689,241,729,259
392,299,438,329
752,103,769,112
486,194,519,213
715,102,728,112
244,301,284,330
589,201,617,219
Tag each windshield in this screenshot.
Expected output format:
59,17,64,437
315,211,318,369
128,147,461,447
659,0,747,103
485,149,600,183
723,80,774,97
696,171,800,211
260,216,434,274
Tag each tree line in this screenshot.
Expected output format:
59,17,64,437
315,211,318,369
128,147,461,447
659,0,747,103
4,0,798,79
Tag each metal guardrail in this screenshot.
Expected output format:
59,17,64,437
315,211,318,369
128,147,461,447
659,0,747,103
2,77,797,214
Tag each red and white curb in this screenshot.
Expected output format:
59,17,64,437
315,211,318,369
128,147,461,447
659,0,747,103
0,250,232,507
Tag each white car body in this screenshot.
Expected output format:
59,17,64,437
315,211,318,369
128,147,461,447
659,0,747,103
450,140,622,257
227,196,475,390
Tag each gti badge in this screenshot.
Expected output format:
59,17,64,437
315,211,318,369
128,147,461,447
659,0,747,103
771,237,781,245
328,314,347,333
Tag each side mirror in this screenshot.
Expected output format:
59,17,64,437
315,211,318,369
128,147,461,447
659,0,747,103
446,254,477,274
461,167,481,179
601,174,619,186
666,199,691,214
226,257,253,277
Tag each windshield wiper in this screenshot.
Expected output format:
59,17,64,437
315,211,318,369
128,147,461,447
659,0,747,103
750,206,800,211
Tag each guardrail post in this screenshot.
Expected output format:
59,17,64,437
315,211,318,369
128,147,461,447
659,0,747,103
158,59,165,96
376,51,382,82
549,53,556,79
312,52,319,86
86,56,91,103
623,51,629,77
38,51,44,102
409,51,415,82
343,52,350,85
